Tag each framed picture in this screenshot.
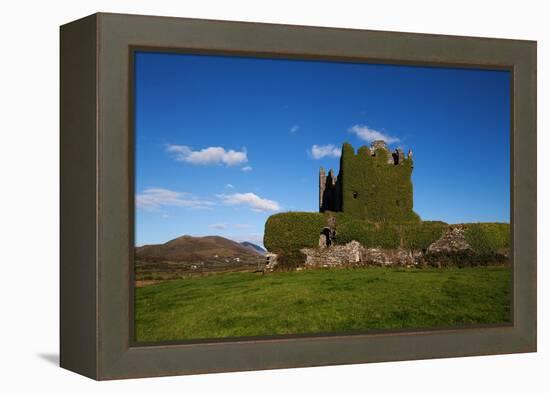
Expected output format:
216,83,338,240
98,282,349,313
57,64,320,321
60,12,536,380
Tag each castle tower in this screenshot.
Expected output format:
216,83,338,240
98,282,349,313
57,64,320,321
319,141,419,222
319,167,326,210
319,167,340,212
370,140,388,151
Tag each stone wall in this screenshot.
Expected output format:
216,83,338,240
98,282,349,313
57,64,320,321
265,225,509,271
301,241,423,268
427,225,471,253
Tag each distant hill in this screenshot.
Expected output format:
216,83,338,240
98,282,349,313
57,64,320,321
240,241,266,255
136,235,261,262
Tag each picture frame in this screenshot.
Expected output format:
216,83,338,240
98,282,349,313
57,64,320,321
60,12,536,380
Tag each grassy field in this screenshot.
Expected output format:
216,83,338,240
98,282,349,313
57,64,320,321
134,266,511,342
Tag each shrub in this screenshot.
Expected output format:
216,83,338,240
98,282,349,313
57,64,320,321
398,221,449,250
334,214,448,250
422,250,509,268
264,212,328,254
334,214,400,248
273,250,307,271
463,223,510,254
420,223,510,268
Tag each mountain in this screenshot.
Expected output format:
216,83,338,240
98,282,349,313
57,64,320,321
240,241,266,255
135,235,261,262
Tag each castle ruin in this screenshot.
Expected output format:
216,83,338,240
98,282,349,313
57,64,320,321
263,139,510,272
319,140,418,222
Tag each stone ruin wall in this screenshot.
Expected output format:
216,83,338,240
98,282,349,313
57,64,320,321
302,226,507,269
266,226,509,271
300,226,472,269
301,240,424,268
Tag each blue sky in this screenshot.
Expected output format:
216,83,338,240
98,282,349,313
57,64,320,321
134,52,510,247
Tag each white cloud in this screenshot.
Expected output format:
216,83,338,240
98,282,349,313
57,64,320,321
166,144,248,166
218,192,280,212
241,166,253,172
225,183,234,189
209,223,227,230
310,144,341,159
348,125,400,144
290,125,299,133
136,188,214,211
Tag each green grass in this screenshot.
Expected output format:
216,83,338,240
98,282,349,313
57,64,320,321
135,266,512,342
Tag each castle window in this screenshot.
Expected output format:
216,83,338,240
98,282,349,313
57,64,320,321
392,152,399,165
352,191,358,199
396,199,400,206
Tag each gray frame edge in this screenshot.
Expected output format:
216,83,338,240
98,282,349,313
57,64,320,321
60,12,537,380
511,37,537,352
60,14,99,379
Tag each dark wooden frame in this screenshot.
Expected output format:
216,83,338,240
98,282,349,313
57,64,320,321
60,12,537,380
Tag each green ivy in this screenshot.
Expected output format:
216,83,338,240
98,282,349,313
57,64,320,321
264,212,328,254
263,212,510,261
398,221,449,250
334,214,448,250
264,212,449,252
463,223,510,254
339,142,420,222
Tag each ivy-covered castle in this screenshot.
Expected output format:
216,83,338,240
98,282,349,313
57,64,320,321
263,139,510,270
319,140,420,222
